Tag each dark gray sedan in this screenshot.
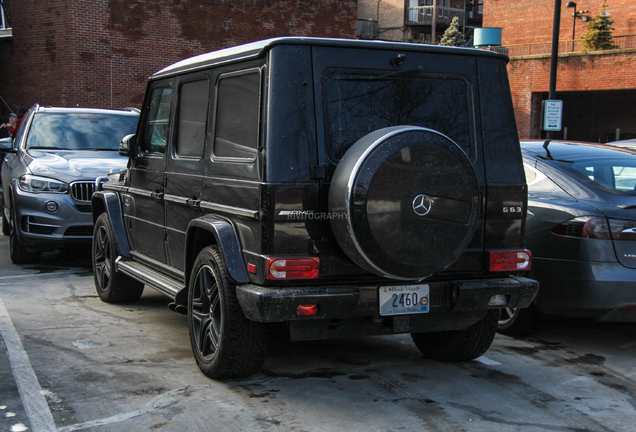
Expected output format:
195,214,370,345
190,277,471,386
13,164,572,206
0,105,138,264
498,140,636,335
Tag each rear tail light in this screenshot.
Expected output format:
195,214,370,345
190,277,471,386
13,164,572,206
489,250,531,272
608,219,636,240
552,216,636,240
266,257,320,280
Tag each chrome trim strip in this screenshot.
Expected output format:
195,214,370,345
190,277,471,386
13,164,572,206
125,187,153,198
163,194,190,205
200,201,259,219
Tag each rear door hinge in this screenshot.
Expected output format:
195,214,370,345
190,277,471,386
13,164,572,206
310,164,328,180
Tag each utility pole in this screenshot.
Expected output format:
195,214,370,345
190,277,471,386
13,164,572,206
546,0,562,139
432,0,437,43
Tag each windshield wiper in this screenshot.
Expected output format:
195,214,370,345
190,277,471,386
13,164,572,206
336,65,423,81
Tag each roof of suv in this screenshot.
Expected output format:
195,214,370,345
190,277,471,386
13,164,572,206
33,106,139,116
153,36,507,79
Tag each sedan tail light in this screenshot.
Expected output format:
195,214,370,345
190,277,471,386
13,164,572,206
552,216,636,240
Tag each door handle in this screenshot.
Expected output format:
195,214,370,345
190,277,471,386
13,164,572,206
187,197,201,209
150,191,164,202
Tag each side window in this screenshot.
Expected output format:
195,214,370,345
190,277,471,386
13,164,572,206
525,162,568,195
176,79,209,158
140,86,173,155
214,71,260,160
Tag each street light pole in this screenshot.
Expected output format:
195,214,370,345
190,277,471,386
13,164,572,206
566,1,577,40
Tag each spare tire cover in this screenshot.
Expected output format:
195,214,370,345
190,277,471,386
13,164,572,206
329,126,479,280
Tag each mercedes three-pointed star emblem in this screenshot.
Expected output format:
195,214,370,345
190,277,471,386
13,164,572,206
412,194,432,217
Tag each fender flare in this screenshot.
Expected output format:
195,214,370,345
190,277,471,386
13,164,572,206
186,216,249,285
92,191,131,258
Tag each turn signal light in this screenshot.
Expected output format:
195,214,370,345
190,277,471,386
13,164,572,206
267,257,320,280
489,250,531,272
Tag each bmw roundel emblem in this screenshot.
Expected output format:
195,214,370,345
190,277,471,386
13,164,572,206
412,194,432,217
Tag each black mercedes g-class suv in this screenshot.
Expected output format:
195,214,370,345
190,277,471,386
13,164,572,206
91,37,538,379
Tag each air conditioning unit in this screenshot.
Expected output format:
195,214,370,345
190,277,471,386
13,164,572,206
357,20,378,39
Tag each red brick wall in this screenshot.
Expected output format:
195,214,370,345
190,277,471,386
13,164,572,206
507,50,636,139
0,0,357,113
483,0,636,140
484,0,636,46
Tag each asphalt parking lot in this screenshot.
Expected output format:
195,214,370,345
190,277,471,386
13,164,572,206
1,234,636,432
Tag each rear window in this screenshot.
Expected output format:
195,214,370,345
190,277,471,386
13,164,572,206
26,113,138,150
556,158,636,195
323,69,473,161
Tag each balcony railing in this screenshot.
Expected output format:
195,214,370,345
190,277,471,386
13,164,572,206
407,6,465,27
500,35,636,57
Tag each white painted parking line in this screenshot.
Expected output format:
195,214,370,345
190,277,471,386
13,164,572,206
0,298,57,432
474,356,502,366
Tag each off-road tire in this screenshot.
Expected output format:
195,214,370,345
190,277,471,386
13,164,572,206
92,213,144,303
497,304,538,337
411,310,498,362
188,246,270,379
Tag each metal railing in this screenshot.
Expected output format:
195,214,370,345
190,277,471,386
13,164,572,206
502,35,636,57
407,6,465,27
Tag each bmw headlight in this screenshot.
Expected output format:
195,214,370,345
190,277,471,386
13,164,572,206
18,175,69,193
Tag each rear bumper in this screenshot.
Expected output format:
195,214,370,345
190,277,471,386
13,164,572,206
532,258,636,322
236,276,539,323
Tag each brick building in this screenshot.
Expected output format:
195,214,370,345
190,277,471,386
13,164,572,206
357,0,483,43
485,0,636,141
0,0,356,118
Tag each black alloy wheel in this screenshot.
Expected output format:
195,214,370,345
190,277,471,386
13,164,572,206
188,246,269,379
92,213,144,303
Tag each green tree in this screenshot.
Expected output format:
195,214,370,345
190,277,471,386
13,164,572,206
439,16,466,47
580,0,617,51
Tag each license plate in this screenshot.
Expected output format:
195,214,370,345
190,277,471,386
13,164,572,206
379,285,430,316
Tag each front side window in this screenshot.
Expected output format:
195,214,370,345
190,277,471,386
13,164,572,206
140,86,173,155
25,113,138,150
324,69,473,161
213,71,260,160
176,79,209,158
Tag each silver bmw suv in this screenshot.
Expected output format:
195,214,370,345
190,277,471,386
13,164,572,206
0,105,138,263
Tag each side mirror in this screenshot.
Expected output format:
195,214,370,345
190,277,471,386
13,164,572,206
0,137,16,154
119,134,137,157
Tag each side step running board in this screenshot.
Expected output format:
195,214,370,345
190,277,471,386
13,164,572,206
115,257,184,300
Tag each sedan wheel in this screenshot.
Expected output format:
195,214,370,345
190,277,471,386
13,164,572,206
497,303,538,336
